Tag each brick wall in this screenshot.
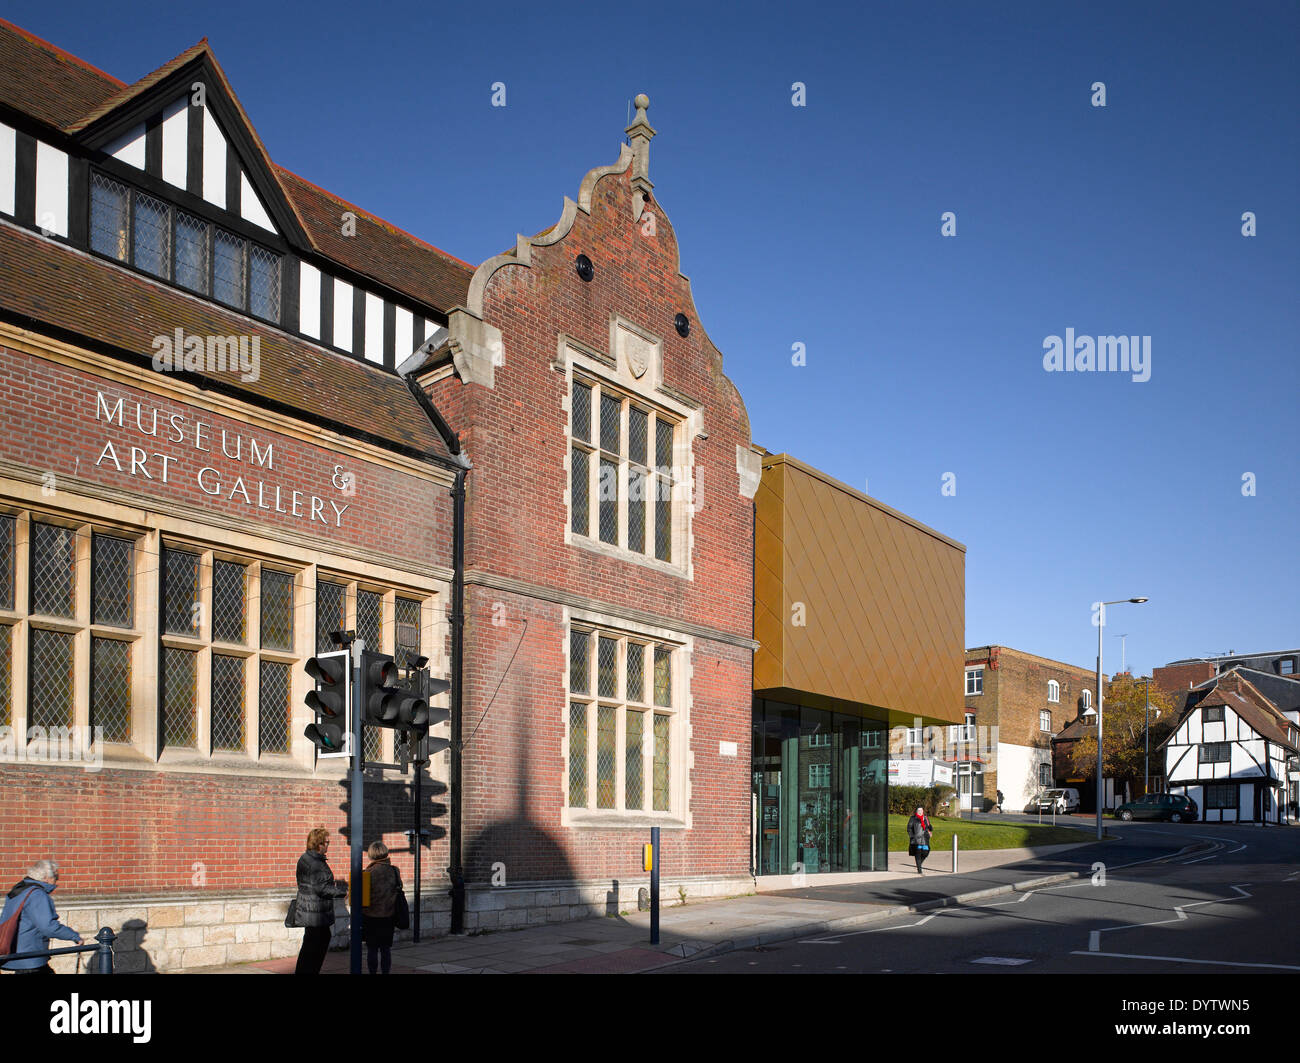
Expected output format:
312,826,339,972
427,152,755,888
966,647,1101,799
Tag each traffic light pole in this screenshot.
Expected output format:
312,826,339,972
349,639,365,976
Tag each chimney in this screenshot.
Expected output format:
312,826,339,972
625,93,655,200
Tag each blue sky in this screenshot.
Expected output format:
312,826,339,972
13,0,1298,676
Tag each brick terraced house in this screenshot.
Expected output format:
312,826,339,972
964,645,1103,812
0,20,764,969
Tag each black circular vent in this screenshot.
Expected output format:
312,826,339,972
575,254,594,282
674,313,690,338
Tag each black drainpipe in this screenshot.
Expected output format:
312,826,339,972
449,464,467,932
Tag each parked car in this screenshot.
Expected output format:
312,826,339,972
1028,788,1081,814
1113,793,1199,822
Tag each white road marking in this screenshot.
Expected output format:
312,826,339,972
971,956,1032,965
802,914,935,944
1284,870,1300,881
1072,950,1300,971
1087,884,1252,950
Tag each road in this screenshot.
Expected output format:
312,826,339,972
662,823,1300,974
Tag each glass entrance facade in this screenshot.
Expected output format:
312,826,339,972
752,699,889,875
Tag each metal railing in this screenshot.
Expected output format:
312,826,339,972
4,927,116,974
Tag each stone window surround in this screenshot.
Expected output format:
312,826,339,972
558,325,702,582
0,500,442,779
560,605,692,831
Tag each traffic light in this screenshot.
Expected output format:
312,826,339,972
412,670,452,756
304,649,351,758
360,651,429,732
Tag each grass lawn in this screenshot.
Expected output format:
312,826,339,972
887,815,1086,851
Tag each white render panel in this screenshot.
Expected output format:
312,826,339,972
364,292,384,364
105,122,146,170
333,278,353,352
997,743,1046,809
0,122,14,216
424,318,437,340
239,170,275,232
34,142,68,237
162,97,188,190
394,306,413,360
202,106,226,209
298,262,321,339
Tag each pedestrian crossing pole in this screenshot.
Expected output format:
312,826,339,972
647,828,660,945
349,639,365,975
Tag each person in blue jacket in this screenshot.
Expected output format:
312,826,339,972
2,860,81,974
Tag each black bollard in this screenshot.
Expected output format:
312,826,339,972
94,927,115,974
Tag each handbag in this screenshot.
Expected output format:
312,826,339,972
283,898,298,928
394,890,410,931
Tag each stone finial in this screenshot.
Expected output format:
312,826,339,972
625,92,656,197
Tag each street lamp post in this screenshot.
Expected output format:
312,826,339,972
1144,676,1150,795
1096,597,1148,841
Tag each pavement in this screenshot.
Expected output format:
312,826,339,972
194,837,1114,975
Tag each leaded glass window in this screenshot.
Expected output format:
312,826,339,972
568,377,680,564
213,229,246,310
356,589,381,651
132,189,170,280
31,522,75,618
570,447,589,534
568,702,587,807
163,548,201,636
29,628,74,730
260,569,294,651
90,637,131,743
175,211,209,294
597,706,616,808
568,626,677,816
0,624,10,728
364,727,381,763
212,561,247,644
211,654,245,751
654,419,674,562
91,534,133,628
395,598,421,668
89,173,129,261
570,629,590,694
598,459,618,544
259,660,290,754
626,710,644,810
0,515,14,610
316,580,346,654
625,643,644,704
653,713,670,811
572,381,591,442
250,244,281,320
597,636,618,698
88,173,280,319
654,646,672,707
161,646,197,748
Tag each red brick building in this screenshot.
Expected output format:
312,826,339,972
0,22,758,968
416,94,759,920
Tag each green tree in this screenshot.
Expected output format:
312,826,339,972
1069,674,1176,794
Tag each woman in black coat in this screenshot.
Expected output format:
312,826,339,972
362,840,403,975
906,806,934,874
293,828,348,975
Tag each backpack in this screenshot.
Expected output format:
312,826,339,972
0,887,41,959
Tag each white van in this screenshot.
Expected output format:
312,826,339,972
1032,788,1081,814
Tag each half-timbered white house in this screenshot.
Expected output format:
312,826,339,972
1161,668,1299,824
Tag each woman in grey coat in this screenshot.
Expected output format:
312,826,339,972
906,806,934,874
293,828,348,975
